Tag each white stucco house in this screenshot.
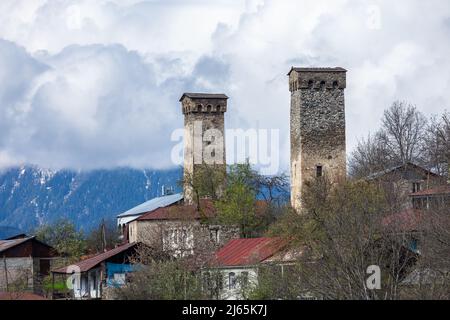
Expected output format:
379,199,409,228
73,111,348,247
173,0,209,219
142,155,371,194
208,237,302,300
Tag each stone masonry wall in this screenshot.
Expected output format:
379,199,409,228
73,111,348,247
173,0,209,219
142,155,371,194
182,96,227,204
290,69,347,211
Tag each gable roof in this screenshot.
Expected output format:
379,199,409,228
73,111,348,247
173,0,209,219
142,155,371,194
179,93,229,101
137,199,269,222
0,236,55,255
52,242,137,274
213,237,287,267
117,193,183,218
0,226,26,240
137,199,216,221
410,185,450,197
366,162,440,181
0,237,32,254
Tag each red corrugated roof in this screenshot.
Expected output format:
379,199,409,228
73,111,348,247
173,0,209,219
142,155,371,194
410,185,450,197
382,209,424,232
213,237,287,267
0,292,47,300
52,242,137,274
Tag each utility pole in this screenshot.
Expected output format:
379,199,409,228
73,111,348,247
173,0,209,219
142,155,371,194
101,219,107,252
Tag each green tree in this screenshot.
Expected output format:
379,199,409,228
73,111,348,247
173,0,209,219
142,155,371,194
269,177,417,300
214,163,261,238
182,161,288,238
114,245,209,300
86,219,121,254
35,219,86,261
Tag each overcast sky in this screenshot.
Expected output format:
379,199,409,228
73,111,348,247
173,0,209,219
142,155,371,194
0,0,449,173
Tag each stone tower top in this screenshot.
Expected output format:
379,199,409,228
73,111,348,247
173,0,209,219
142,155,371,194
179,93,228,114
288,67,347,92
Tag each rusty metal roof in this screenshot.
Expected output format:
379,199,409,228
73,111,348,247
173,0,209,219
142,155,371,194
52,242,137,274
410,185,450,197
366,162,441,181
0,237,35,254
137,199,216,221
137,199,268,222
179,93,229,101
213,237,287,267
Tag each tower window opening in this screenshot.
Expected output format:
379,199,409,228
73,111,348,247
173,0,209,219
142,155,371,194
316,165,323,178
320,81,326,89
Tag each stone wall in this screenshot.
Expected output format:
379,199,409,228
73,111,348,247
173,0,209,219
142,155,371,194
181,95,227,204
289,68,347,211
0,257,34,291
131,219,239,258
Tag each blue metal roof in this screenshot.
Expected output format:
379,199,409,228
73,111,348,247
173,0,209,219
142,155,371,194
0,226,26,240
117,193,183,218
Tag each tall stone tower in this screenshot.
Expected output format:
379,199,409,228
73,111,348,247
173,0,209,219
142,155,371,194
180,93,228,204
288,67,347,212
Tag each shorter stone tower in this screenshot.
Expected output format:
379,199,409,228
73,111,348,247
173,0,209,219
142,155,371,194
180,93,228,204
289,67,347,212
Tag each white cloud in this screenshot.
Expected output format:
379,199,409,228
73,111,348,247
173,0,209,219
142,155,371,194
0,0,449,173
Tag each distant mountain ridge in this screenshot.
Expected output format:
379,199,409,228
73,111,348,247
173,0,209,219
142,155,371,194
0,165,182,232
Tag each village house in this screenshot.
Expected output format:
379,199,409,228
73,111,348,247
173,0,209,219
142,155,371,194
0,236,58,294
411,185,450,210
127,199,239,258
366,162,444,210
117,192,184,243
51,242,139,300
207,237,303,300
381,183,450,256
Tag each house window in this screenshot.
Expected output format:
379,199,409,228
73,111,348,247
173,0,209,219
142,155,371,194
241,271,249,287
412,182,421,193
228,272,237,290
209,228,220,243
409,238,419,253
316,165,323,178
163,228,193,254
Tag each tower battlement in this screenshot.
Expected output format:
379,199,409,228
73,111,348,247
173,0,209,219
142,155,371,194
288,67,347,92
180,93,228,114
